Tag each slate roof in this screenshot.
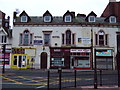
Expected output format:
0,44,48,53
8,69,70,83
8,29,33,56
14,10,120,25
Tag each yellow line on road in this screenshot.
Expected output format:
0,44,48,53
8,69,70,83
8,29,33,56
2,76,22,84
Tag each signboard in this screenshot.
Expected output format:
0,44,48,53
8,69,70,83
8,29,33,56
70,49,91,52
96,50,112,56
12,48,25,54
78,38,91,44
34,40,43,45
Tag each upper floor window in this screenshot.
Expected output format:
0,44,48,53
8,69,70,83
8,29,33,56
65,15,72,22
88,16,96,22
21,16,28,22
62,30,75,46
44,16,51,22
95,30,108,46
19,30,33,45
0,35,7,43
109,16,116,23
44,33,51,46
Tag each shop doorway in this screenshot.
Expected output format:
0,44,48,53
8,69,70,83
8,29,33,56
41,52,47,69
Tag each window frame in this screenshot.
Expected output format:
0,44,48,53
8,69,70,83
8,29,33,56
62,30,75,46
44,33,51,46
21,16,28,22
109,16,116,23
44,16,51,22
0,35,7,43
95,30,108,46
19,30,33,46
65,15,72,22
88,16,96,22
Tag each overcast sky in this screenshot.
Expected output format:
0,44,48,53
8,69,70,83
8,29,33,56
0,0,117,27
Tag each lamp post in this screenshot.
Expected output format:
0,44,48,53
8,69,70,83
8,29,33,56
2,44,6,73
117,49,120,87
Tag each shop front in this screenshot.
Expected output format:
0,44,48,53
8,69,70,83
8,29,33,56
50,47,92,69
50,48,70,69
10,48,35,69
95,49,113,70
70,49,91,69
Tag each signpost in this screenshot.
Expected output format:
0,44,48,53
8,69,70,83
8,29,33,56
94,49,97,89
2,44,6,73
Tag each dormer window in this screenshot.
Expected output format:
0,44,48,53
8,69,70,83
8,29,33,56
44,16,51,22
21,16,28,22
65,15,72,22
88,16,96,22
109,16,116,23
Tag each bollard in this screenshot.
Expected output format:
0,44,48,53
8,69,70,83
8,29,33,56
58,68,62,90
74,70,77,88
100,70,102,86
47,69,50,90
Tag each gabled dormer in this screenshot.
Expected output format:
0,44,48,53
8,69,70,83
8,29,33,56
104,15,117,23
86,11,97,22
19,11,30,22
63,10,74,22
43,10,52,22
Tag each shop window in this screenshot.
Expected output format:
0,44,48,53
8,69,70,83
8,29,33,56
95,30,108,46
13,56,17,65
51,58,64,66
19,30,33,46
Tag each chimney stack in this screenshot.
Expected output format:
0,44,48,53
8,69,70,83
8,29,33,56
109,0,116,2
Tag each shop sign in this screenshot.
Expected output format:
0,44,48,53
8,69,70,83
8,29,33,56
52,36,60,38
34,36,42,38
34,40,43,45
78,38,91,44
54,49,61,52
82,38,91,44
70,49,91,52
96,50,112,56
12,48,25,54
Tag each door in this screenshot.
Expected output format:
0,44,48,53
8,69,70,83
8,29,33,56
41,52,47,69
18,55,26,68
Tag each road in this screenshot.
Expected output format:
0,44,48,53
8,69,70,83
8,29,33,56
1,69,119,89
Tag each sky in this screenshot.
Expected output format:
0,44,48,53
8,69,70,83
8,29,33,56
0,0,118,27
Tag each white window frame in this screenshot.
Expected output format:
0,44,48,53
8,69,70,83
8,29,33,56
19,30,33,46
21,16,28,22
88,16,96,22
109,16,116,23
65,15,72,22
44,16,51,22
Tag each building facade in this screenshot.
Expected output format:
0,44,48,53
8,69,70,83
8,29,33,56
11,1,120,70
0,11,12,68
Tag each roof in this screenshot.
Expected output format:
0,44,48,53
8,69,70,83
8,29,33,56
14,10,120,26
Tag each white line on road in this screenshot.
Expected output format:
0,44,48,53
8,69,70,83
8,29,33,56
36,85,46,88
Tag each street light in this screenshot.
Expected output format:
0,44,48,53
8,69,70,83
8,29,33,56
2,44,6,73
117,48,120,87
